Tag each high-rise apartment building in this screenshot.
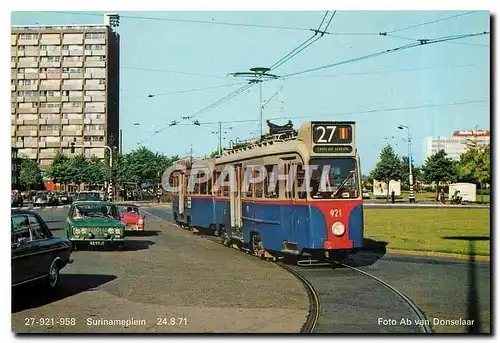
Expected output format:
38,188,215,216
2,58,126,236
11,13,120,170
425,129,490,160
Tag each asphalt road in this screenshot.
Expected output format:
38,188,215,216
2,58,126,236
12,207,309,333
142,204,491,334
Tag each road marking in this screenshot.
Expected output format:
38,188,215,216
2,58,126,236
140,208,163,221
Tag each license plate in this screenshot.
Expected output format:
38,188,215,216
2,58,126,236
89,241,105,246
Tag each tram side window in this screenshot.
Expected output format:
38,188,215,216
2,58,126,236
198,171,207,195
297,164,307,199
215,171,222,196
254,169,264,198
284,164,295,200
222,173,230,197
264,165,279,198
185,175,190,195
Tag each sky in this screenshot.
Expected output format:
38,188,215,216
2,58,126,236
11,10,490,174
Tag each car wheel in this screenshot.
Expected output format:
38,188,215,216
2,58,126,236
47,259,60,289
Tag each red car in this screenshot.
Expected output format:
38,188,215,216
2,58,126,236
117,204,145,231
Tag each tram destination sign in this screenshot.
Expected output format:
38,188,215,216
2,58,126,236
313,145,353,154
312,123,353,145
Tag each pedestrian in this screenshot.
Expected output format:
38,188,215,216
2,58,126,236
391,190,395,204
439,188,445,204
156,188,162,203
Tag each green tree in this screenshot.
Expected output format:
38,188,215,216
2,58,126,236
371,145,402,201
45,152,72,186
422,150,458,199
19,158,39,191
457,141,490,201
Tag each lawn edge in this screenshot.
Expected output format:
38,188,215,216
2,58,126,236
387,248,490,262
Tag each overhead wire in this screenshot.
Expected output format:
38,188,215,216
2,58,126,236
280,31,489,78
147,82,247,98
122,66,229,79
52,11,312,32
384,11,477,34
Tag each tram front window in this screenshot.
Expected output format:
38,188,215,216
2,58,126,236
309,158,359,199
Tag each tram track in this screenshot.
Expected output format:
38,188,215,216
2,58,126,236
143,206,432,333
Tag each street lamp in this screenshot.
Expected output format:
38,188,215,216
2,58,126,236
104,145,116,201
398,125,415,203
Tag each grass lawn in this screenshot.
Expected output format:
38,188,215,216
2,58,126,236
364,208,491,256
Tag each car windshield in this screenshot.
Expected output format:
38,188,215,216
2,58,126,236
78,193,101,201
118,206,140,215
72,204,119,219
309,158,359,199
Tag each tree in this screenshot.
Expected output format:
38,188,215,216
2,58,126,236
19,158,39,191
45,152,72,186
421,150,458,199
371,145,402,201
457,141,490,201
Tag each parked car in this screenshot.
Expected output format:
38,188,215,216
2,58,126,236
11,194,23,207
57,192,71,205
33,191,50,207
362,188,371,199
11,210,72,289
75,191,102,202
116,203,146,231
66,201,125,249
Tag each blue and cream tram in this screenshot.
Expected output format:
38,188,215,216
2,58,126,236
169,121,364,259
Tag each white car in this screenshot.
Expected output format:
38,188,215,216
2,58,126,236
362,188,370,199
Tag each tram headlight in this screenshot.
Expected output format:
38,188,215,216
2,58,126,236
331,222,345,237
73,228,81,235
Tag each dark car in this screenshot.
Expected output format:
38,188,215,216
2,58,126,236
11,194,23,207
57,192,71,205
11,210,72,289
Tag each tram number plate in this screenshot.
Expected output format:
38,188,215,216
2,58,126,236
312,124,352,144
330,209,342,218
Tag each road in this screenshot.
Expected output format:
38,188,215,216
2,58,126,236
141,204,491,334
12,204,491,333
12,207,309,333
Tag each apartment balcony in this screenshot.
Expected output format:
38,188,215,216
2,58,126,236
39,159,53,169
61,130,83,136
90,95,106,102
18,62,38,68
23,141,38,148
24,72,39,79
46,96,61,102
17,84,38,91
14,141,24,148
84,72,106,79
46,49,62,56
40,107,60,114
24,95,39,102
61,107,83,113
17,107,37,114
84,50,106,56
11,116,16,124
39,96,47,102
17,129,38,136
17,39,39,46
62,37,83,44
40,84,61,90
40,38,61,45
39,130,60,137
64,50,84,56
16,51,25,57
83,141,105,147
40,61,60,68
69,95,84,102
11,36,16,46
62,73,84,79
84,106,105,113
84,60,105,67
24,50,39,57
46,141,61,148
62,61,83,68
19,152,37,159
61,119,69,125
46,73,62,80
91,118,106,124
11,61,16,68
62,84,83,90
68,119,83,125
16,119,24,125
11,84,16,91
62,148,83,156
46,118,61,125
38,141,46,148
11,70,17,79
84,129,105,136
84,38,106,45
84,84,105,90
23,119,39,125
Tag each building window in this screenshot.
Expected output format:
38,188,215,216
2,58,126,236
85,33,106,39
18,79,37,85
63,67,83,73
84,44,104,50
19,33,38,40
85,56,106,62
40,103,60,108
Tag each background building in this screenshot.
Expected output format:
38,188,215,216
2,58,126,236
11,13,120,170
425,129,490,160
11,147,20,190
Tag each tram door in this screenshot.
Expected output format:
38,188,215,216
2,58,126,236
230,164,242,230
179,173,185,216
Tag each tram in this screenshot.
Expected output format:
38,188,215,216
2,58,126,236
168,121,363,260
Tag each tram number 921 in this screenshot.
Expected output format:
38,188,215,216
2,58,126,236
312,124,352,144
330,209,342,218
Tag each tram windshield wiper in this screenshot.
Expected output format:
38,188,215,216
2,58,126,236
331,170,356,198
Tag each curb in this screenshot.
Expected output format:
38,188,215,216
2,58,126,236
16,205,70,211
387,248,490,262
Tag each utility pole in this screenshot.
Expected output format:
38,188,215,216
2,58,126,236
219,121,222,155
398,125,415,203
259,80,263,136
190,144,193,166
